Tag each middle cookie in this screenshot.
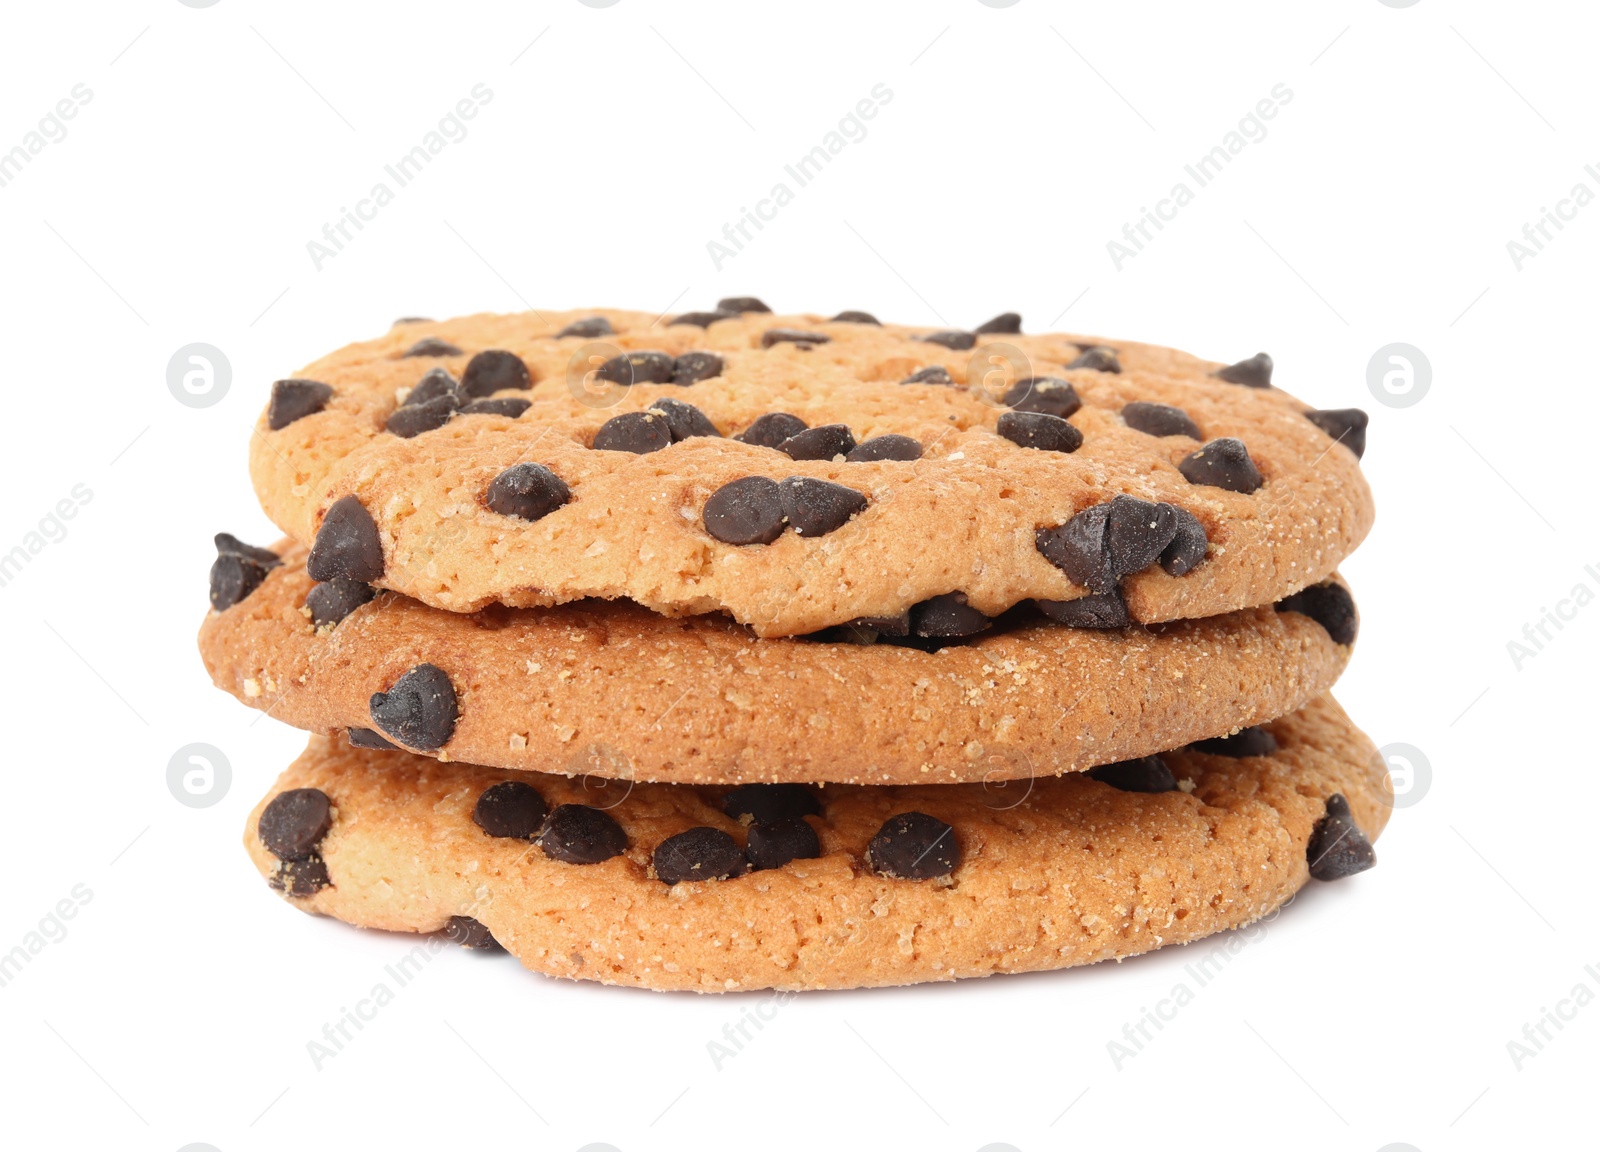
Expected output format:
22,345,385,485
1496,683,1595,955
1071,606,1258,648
199,539,1357,785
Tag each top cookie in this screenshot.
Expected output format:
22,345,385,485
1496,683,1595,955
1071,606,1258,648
250,302,1374,637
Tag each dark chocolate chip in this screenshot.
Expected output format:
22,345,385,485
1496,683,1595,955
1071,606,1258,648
851,612,911,637
762,328,830,348
1158,505,1209,577
778,423,856,461
1123,401,1201,440
555,316,614,339
1106,495,1179,577
307,496,384,583
1304,408,1368,460
1276,582,1358,645
259,788,333,859
974,312,1021,335
671,310,737,328
1035,504,1114,594
647,397,721,441
1178,438,1264,494
393,316,431,325
403,367,462,408
1193,726,1279,757
654,826,746,884
830,310,880,324
1067,346,1122,373
1003,377,1082,419
473,780,549,840
597,350,675,386
460,397,531,418
736,412,808,447
911,592,991,638
921,330,975,351
866,812,960,880
1215,352,1273,388
271,854,331,896
778,476,868,537
369,663,458,751
209,533,280,611
592,410,673,453
716,296,771,314
671,351,724,385
305,579,375,628
746,818,821,871
536,804,627,864
402,337,462,358
347,727,398,751
215,533,281,566
1307,793,1376,880
704,476,786,545
461,350,531,397
901,366,954,386
1036,590,1129,629
385,394,458,438
720,783,822,824
846,434,923,462
996,410,1083,454
1088,757,1177,793
444,916,502,951
484,462,571,522
268,379,334,430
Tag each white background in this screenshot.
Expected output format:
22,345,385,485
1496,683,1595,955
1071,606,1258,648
1,1,1595,1149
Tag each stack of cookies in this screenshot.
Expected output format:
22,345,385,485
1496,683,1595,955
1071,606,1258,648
199,300,1386,992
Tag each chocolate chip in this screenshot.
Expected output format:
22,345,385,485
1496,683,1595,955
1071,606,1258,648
1304,408,1368,460
1003,377,1082,419
307,496,384,583
974,312,1021,334
736,412,807,447
592,410,673,453
911,592,990,638
268,379,334,430
306,579,374,628
473,780,548,840
393,316,431,326
921,330,975,351
484,462,571,522
369,663,457,751
1089,757,1177,793
461,350,531,397
460,397,531,418
1123,401,1200,439
830,310,880,324
1178,438,1264,494
259,788,333,859
386,394,459,438
1276,582,1358,645
1307,793,1376,880
536,804,627,864
717,296,771,314
215,533,281,567
1193,726,1278,757
654,827,745,884
1216,352,1273,388
671,310,737,328
404,367,462,408
846,434,922,462
721,783,822,824
555,316,614,339
1036,590,1129,629
1159,506,1209,577
704,476,786,545
1035,504,1113,593
597,350,675,385
209,534,280,611
851,612,911,637
746,818,821,871
1067,346,1121,373
779,423,855,461
444,916,501,951
762,328,830,348
866,812,959,879
647,397,720,441
347,727,398,751
901,366,954,386
271,855,331,896
779,476,867,537
671,351,724,385
997,410,1083,454
402,337,462,358
1107,495,1179,577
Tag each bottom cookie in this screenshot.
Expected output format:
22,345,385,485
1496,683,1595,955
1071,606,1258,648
244,694,1390,992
